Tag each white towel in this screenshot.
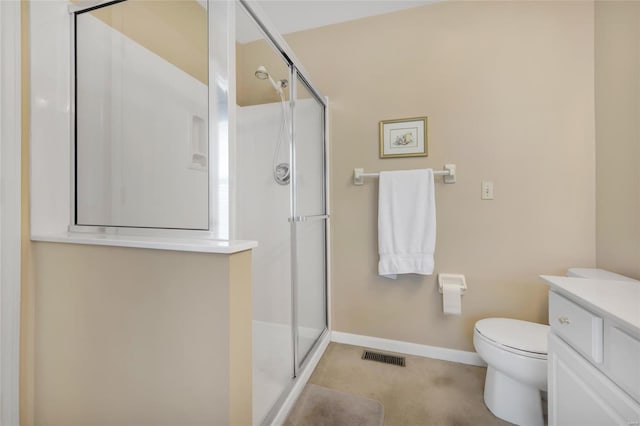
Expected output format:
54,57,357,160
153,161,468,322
378,169,436,279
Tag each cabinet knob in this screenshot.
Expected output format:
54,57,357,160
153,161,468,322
557,316,571,325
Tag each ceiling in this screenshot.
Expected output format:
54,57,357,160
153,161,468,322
260,1,435,36
236,0,436,43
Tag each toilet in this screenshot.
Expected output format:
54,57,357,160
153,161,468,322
473,318,548,426
473,267,634,426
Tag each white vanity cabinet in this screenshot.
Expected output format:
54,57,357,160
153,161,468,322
542,276,640,426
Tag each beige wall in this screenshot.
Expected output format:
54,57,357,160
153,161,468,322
228,250,252,426
595,1,640,280
28,243,251,426
281,1,596,351
236,41,314,107
237,39,290,106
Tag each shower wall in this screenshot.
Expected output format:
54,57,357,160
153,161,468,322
235,99,325,326
236,101,293,425
76,14,208,229
236,102,292,325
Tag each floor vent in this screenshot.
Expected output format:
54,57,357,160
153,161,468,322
361,350,406,367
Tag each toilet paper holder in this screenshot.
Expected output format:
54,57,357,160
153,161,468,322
438,273,467,294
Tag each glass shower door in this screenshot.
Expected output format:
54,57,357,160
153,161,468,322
234,2,328,423
291,70,327,371
233,4,294,423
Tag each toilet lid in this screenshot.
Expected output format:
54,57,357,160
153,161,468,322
475,318,549,355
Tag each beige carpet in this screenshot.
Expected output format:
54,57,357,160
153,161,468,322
284,383,384,426
303,343,512,426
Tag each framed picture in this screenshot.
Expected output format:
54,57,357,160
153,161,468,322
379,116,428,158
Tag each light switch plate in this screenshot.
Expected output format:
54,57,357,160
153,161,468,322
481,181,494,200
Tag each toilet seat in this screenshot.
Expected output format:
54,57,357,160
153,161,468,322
475,318,549,360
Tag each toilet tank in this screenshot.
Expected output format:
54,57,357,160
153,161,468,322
567,268,639,282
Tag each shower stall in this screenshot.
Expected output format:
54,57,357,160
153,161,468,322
36,0,327,422
234,2,329,424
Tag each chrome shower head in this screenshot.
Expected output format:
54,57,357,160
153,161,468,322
255,65,269,80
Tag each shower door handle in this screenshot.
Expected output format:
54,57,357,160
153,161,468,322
288,214,330,223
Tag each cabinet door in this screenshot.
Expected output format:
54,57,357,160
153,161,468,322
548,333,640,426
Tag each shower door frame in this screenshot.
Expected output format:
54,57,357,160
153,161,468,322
237,0,331,419
0,1,22,423
288,66,329,376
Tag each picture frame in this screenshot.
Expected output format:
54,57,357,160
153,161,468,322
379,116,428,158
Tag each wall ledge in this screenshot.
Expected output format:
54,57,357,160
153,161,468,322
31,232,257,254
331,331,486,367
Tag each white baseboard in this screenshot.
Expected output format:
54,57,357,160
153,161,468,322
331,331,486,367
270,330,331,425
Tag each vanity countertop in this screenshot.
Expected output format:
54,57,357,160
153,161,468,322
540,275,640,335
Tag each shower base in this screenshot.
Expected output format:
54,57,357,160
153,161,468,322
252,320,328,425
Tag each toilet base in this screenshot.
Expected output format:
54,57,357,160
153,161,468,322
484,366,544,426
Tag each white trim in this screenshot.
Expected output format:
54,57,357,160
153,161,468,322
31,232,257,254
0,0,22,424
331,331,486,367
270,330,331,425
